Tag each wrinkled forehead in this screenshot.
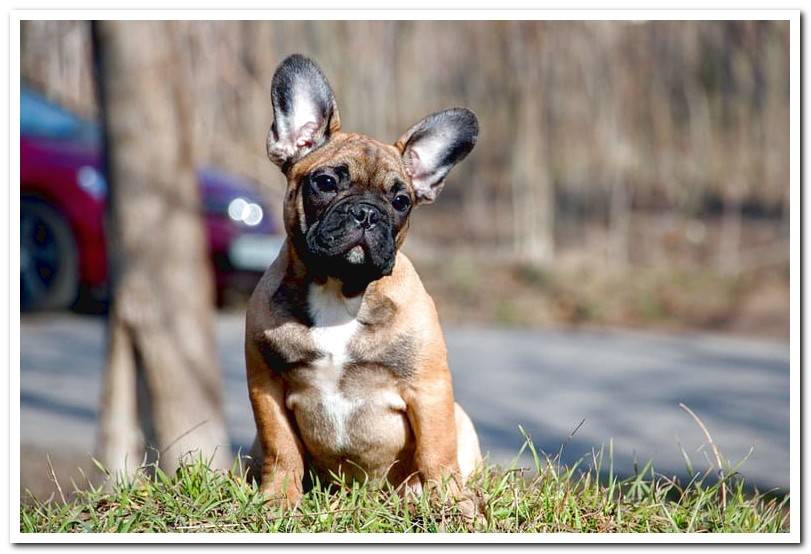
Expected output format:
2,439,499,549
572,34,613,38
288,132,408,187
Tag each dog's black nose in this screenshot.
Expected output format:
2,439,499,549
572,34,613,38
349,204,380,230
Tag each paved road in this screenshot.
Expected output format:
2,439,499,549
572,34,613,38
20,313,790,491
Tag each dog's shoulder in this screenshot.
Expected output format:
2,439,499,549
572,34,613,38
385,252,441,324
248,241,310,322
246,241,319,371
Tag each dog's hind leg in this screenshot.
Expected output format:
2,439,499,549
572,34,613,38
455,403,482,482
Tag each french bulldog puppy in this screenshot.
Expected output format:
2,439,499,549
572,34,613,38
245,54,481,506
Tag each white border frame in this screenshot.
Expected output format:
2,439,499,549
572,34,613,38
7,9,801,545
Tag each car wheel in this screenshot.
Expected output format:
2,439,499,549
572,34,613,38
20,199,80,311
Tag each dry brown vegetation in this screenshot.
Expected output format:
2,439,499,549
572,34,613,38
20,20,790,338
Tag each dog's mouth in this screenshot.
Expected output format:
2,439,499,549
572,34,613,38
344,245,366,264
303,195,397,284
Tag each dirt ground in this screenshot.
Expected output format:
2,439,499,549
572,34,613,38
399,211,790,341
414,258,789,342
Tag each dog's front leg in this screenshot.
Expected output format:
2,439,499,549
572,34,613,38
403,369,481,522
246,341,305,507
403,372,461,493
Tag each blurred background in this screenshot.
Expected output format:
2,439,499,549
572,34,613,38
19,20,790,500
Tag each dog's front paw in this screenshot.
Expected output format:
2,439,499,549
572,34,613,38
455,487,487,527
401,474,485,527
259,472,303,509
438,480,485,526
398,472,424,500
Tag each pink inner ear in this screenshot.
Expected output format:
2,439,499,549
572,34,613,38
294,121,320,149
404,148,425,179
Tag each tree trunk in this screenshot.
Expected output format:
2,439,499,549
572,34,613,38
509,22,555,265
511,96,555,264
718,192,743,275
608,172,631,268
92,21,231,480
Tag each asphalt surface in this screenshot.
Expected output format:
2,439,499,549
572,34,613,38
20,313,790,491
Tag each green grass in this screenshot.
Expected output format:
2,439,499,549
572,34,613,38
20,435,788,534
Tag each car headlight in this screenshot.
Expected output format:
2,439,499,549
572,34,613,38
76,166,107,199
227,197,264,227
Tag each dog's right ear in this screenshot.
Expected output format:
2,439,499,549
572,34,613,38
267,54,341,170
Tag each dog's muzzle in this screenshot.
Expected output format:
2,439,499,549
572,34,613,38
305,195,397,283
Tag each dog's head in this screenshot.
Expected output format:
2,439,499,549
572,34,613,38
267,54,478,291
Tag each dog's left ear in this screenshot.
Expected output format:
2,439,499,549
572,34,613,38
395,108,478,204
267,54,341,169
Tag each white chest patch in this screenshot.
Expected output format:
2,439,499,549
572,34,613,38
287,280,363,449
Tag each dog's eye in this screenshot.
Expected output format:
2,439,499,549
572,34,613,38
392,194,411,212
312,174,337,193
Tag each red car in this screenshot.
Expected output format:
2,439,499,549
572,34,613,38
20,86,283,311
